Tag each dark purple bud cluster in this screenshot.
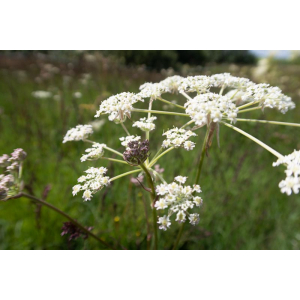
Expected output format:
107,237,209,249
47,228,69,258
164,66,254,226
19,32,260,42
123,139,149,166
61,222,93,241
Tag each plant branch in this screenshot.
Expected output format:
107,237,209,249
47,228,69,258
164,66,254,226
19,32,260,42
221,122,283,158
235,118,300,127
7,193,114,249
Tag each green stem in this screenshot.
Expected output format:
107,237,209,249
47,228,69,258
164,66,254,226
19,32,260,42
172,223,185,250
8,193,113,249
173,126,210,250
100,157,129,165
238,106,262,114
221,122,283,159
148,147,174,168
235,118,300,127
110,169,141,182
132,108,189,117
121,122,131,136
157,97,185,110
140,163,158,250
194,125,210,185
237,100,260,110
103,146,124,157
180,91,192,100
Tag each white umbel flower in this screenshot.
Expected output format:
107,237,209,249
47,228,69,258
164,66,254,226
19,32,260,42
95,92,143,123
155,176,203,230
63,125,93,143
178,76,211,94
80,143,106,162
72,167,110,201
210,73,254,90
132,117,156,132
273,150,300,195
242,83,295,114
185,93,238,126
138,82,166,100
162,128,196,150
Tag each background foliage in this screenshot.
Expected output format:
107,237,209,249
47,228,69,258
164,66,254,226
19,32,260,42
0,51,299,249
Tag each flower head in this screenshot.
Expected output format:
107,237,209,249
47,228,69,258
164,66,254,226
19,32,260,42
72,167,110,201
132,116,156,132
155,176,203,230
95,92,143,123
80,143,106,162
63,125,93,143
185,93,238,126
273,150,300,195
162,128,196,150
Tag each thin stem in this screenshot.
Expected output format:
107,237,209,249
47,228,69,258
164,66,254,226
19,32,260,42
110,169,141,182
238,106,262,114
219,84,226,95
8,193,113,249
237,100,260,110
229,89,239,100
157,97,185,110
83,140,124,158
103,146,123,158
100,157,129,165
235,118,300,128
121,122,131,136
146,99,153,164
140,163,158,250
194,125,210,185
180,91,192,100
132,108,189,117
148,147,174,168
173,125,210,250
221,122,283,159
181,120,194,129
172,223,185,250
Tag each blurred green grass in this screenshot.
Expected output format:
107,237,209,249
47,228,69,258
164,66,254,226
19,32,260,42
0,57,300,249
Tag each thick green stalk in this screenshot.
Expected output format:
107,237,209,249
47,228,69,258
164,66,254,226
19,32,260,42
7,193,113,249
140,163,158,250
194,125,210,185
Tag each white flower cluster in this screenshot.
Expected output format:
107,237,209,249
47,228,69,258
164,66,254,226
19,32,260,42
155,176,203,230
120,135,141,147
95,92,143,123
72,167,110,201
138,76,184,99
178,75,211,94
80,143,106,162
273,150,300,195
185,93,238,126
63,125,93,143
132,116,157,132
162,128,197,151
210,73,254,90
242,84,295,113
